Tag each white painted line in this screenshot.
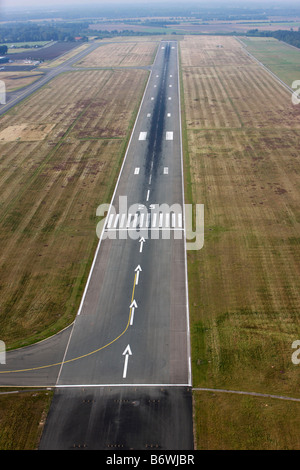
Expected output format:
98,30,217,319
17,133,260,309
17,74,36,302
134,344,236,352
126,214,133,228
147,113,151,117
146,189,150,201
134,167,140,174
152,213,157,228
105,227,184,232
167,113,171,117
172,213,176,227
159,213,163,227
135,265,142,285
139,132,147,141
156,74,159,77
122,345,132,379
166,131,173,140
113,214,119,228
129,301,137,326
169,84,172,87
170,74,173,77
154,85,157,88
164,167,169,174
148,173,152,184
122,354,129,378
161,46,165,49
139,237,145,253
178,213,182,228
165,213,170,228
146,213,151,227
56,384,191,388
139,213,145,228
120,213,126,228
107,213,114,229
151,97,154,100
168,97,171,100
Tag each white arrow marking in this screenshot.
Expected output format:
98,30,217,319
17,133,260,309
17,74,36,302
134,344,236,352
135,265,142,285
122,345,132,378
129,300,138,325
139,237,145,253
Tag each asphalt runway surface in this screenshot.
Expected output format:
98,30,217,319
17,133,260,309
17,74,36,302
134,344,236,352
0,40,194,450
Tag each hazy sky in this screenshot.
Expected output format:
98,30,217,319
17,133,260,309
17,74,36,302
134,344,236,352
1,0,298,8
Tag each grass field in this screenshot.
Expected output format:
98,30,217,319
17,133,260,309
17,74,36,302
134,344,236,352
180,35,300,449
75,41,158,67
0,68,148,350
0,389,53,449
0,71,44,91
194,391,300,450
239,37,300,88
41,43,90,68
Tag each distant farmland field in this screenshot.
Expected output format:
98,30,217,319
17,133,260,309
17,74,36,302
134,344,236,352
0,67,148,349
7,41,80,61
180,35,300,449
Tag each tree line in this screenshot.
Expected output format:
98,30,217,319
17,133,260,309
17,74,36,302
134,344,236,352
0,22,90,44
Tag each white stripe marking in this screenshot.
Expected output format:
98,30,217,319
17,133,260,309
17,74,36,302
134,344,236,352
120,213,126,228
178,213,182,228
107,214,114,228
113,214,119,228
139,132,147,141
134,167,140,174
123,355,129,378
166,131,173,140
139,213,145,228
159,213,163,227
152,213,157,228
126,214,132,227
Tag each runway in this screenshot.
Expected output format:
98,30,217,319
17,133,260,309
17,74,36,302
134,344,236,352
0,40,194,449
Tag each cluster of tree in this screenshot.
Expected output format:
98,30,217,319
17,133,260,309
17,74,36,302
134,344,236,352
247,29,300,49
93,30,166,40
0,45,8,55
0,22,90,43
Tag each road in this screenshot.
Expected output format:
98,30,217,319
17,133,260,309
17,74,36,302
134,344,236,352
0,40,194,449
